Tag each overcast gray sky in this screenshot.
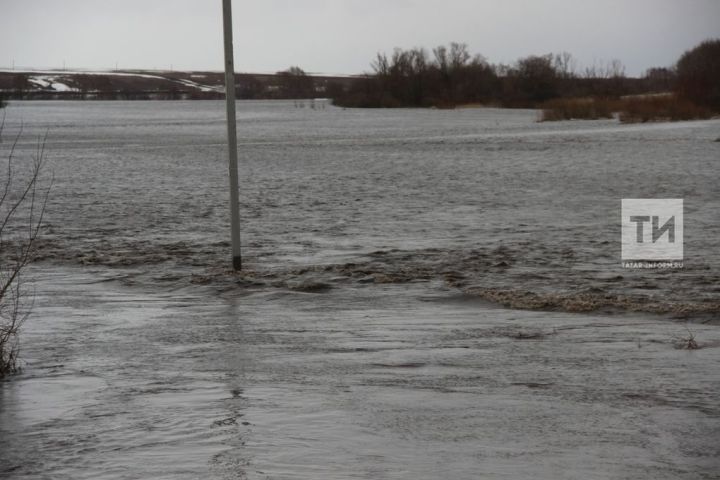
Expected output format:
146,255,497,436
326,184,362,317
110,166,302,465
1,0,719,76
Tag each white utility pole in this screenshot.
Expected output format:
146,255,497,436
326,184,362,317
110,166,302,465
222,0,242,270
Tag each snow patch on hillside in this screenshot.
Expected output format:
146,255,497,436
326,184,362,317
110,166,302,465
0,69,223,93
28,75,77,92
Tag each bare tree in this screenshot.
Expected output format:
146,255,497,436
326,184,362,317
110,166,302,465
0,122,50,378
553,52,576,78
277,66,315,99
676,39,720,110
433,45,449,76
608,59,626,78
449,42,471,70
372,53,390,77
512,54,559,103
584,58,626,79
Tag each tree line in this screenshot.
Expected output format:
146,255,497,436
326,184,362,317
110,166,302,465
2,39,716,110
332,39,720,110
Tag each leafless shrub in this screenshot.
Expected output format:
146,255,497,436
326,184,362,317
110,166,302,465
0,122,50,378
541,94,713,123
675,327,700,350
540,97,615,121
619,94,712,123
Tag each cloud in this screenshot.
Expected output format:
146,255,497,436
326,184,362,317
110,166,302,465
1,0,719,75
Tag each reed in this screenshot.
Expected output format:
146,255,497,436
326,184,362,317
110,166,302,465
540,97,615,121
540,94,714,123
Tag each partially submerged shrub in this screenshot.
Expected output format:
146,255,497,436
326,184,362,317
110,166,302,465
675,328,700,350
0,125,49,378
541,94,714,123
540,97,615,121
619,94,713,123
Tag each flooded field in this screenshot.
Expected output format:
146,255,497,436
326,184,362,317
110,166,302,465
0,101,719,478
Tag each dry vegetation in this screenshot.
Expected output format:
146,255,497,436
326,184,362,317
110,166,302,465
539,97,614,121
541,39,719,123
540,94,714,123
618,95,713,123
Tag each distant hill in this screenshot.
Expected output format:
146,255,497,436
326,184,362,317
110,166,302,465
0,70,359,100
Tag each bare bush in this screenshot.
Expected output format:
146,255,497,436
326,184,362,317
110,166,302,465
0,122,50,378
540,94,713,123
675,327,700,350
618,94,712,123
540,97,615,121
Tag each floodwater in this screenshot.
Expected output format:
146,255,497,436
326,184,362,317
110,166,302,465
0,100,719,478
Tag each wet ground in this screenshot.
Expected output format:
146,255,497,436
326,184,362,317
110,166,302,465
0,101,719,478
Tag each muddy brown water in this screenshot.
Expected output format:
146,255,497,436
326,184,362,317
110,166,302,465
0,101,718,478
